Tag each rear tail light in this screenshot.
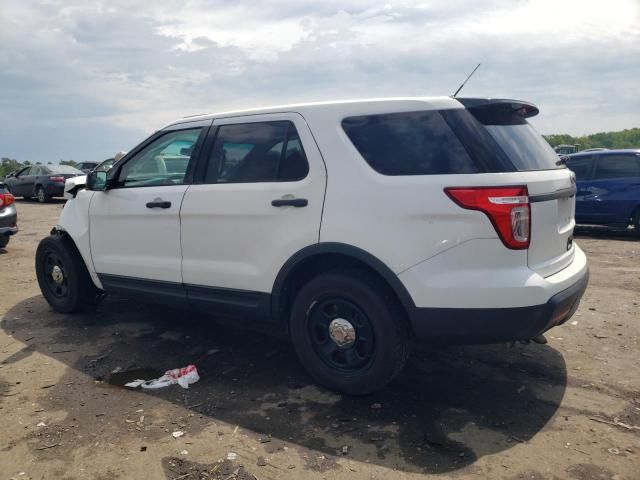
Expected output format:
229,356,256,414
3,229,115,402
0,192,15,208
50,176,66,183
444,186,531,249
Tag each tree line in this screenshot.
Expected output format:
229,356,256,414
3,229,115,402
543,128,640,150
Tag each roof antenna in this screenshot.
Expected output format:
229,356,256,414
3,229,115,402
452,63,481,98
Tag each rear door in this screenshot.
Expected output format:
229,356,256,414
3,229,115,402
26,167,41,194
180,113,326,302
587,153,640,224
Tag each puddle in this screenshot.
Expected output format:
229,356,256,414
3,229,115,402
108,368,162,387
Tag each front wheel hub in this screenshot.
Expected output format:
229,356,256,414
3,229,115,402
328,318,356,348
51,265,64,285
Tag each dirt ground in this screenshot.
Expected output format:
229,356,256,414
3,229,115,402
0,200,638,480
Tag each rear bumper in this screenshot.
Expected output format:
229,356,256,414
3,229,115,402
407,265,589,344
45,183,65,196
0,205,18,234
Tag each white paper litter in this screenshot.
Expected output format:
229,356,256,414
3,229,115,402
124,365,200,390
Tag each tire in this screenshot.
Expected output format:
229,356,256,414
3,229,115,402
0,235,9,249
289,269,411,395
35,233,98,313
36,186,50,203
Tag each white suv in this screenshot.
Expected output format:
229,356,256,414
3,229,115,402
35,97,589,394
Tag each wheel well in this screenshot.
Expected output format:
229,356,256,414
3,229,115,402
273,251,414,335
50,228,84,262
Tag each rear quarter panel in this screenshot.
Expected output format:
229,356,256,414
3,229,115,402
303,100,573,276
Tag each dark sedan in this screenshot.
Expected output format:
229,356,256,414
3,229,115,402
4,165,84,202
0,182,18,248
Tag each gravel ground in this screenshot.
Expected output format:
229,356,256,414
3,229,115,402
0,200,638,480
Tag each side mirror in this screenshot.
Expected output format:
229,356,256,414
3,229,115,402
87,170,108,191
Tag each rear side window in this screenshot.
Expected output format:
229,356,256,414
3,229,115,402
205,121,309,183
342,111,479,175
566,156,593,181
593,154,640,179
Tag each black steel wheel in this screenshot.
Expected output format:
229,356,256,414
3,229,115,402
307,297,375,372
290,269,410,395
36,233,99,313
41,250,69,299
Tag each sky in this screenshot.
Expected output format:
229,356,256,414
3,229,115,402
1,0,639,163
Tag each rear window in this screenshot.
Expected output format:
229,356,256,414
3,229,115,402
483,124,563,171
463,102,563,171
51,165,83,174
342,111,479,175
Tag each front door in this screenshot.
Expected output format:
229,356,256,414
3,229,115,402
11,167,34,197
180,113,327,301
89,123,209,289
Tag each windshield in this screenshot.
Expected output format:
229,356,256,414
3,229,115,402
51,165,84,174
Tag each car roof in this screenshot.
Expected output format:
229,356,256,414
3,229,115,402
163,96,468,128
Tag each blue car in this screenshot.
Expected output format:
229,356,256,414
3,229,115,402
565,149,640,231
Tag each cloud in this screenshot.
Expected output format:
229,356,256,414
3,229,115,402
0,0,638,162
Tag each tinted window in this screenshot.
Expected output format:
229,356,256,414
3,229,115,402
50,165,83,175
118,128,202,188
205,121,309,183
483,124,562,171
593,154,640,179
31,167,42,176
342,111,478,175
566,156,593,181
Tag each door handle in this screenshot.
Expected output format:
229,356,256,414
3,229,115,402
271,198,308,207
146,200,171,209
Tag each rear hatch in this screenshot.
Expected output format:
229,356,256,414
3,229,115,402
459,98,576,277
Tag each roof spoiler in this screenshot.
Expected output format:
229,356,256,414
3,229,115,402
457,98,539,117
456,98,539,125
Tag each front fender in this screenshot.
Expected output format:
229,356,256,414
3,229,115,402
54,190,103,289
